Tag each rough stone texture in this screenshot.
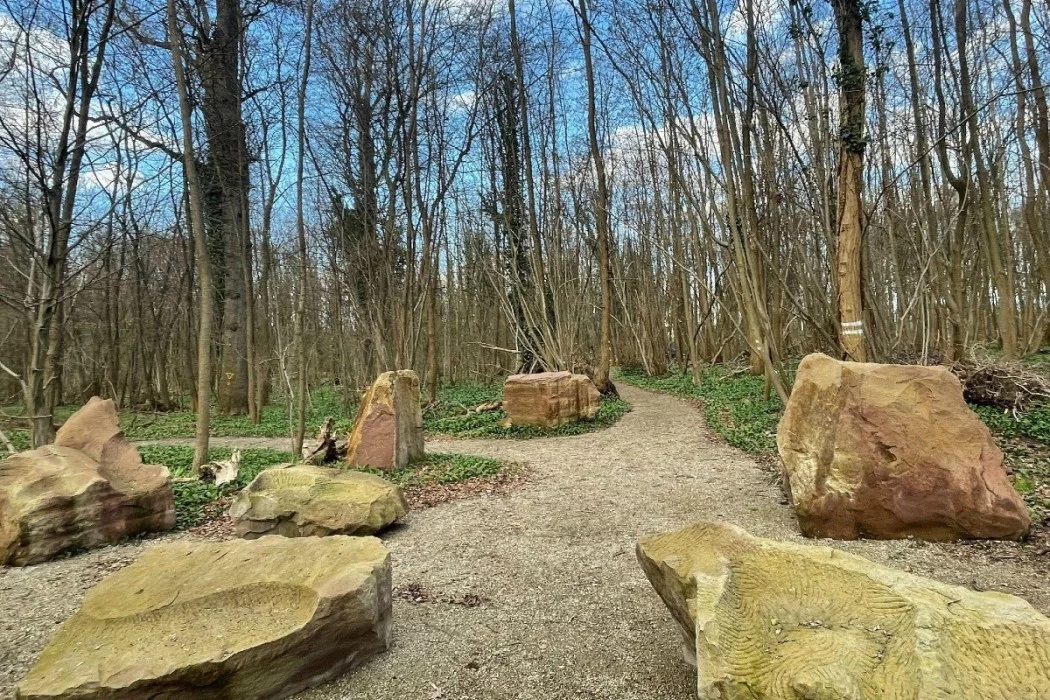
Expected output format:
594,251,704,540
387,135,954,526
777,353,1030,541
0,397,174,566
503,371,601,428
16,535,392,700
347,370,424,471
638,521,1050,700
6,385,1050,700
229,464,407,539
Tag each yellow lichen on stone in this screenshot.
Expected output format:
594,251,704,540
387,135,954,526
17,536,392,700
637,522,1050,699
229,464,407,538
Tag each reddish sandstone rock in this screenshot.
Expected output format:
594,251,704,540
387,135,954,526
0,397,175,566
347,370,424,471
777,353,1030,541
503,371,601,429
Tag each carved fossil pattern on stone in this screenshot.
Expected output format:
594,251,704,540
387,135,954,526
229,464,407,538
638,522,1050,699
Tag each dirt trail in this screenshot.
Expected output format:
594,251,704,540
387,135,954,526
3,384,1048,699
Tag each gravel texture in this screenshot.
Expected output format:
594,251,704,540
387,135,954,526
3,384,1049,699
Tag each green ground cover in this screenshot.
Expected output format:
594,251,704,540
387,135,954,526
618,361,1050,525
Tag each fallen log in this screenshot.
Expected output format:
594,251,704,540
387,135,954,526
303,417,342,464
195,449,241,486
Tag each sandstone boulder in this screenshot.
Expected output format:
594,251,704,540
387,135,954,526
229,463,407,538
347,370,424,471
17,535,392,700
777,353,1030,541
638,521,1050,699
0,397,174,566
502,371,601,428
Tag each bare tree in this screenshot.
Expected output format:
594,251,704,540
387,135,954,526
574,0,615,393
292,0,315,455
0,0,117,446
831,0,867,362
167,0,214,467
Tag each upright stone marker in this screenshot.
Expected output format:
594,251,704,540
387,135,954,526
347,369,424,471
0,397,174,566
777,353,1030,541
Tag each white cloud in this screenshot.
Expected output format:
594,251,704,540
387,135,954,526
450,89,476,112
0,12,68,140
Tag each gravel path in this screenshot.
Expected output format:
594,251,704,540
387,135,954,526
3,384,1049,699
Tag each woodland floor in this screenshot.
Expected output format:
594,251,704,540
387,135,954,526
3,384,1050,699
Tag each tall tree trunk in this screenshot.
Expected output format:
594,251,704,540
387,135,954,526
954,0,1017,359
832,0,868,361
509,0,555,344
577,0,614,393
168,0,214,469
198,0,252,414
292,0,314,456
1020,0,1050,315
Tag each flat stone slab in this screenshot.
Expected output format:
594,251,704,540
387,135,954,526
17,535,392,699
638,521,1050,699
229,464,407,538
0,397,174,566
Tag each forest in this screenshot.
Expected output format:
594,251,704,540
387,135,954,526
1,0,1048,456
5,1,1050,696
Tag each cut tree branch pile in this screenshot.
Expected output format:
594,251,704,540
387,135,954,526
950,360,1050,413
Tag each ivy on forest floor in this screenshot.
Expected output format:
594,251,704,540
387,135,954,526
0,386,354,447
123,386,354,440
356,452,505,487
617,365,1050,527
2,381,629,445
139,446,294,529
138,445,510,530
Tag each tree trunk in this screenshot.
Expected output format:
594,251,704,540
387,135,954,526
292,0,315,456
578,0,614,393
197,0,252,414
168,0,214,469
832,0,868,362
